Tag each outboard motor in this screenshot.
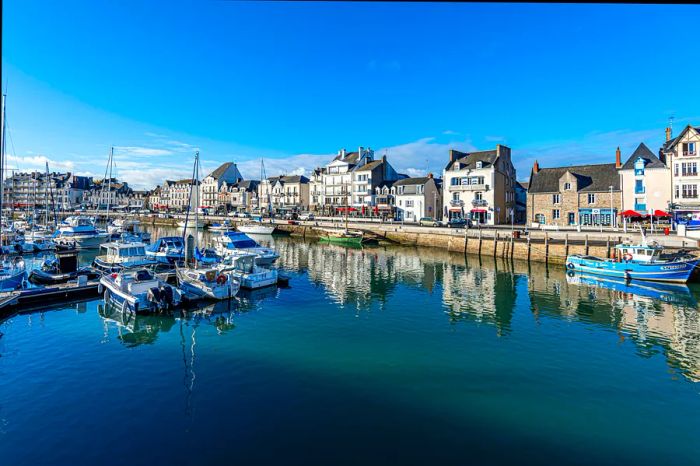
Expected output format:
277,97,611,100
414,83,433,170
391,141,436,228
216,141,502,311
159,286,174,309
147,287,162,311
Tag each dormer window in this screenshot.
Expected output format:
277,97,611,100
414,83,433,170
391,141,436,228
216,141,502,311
564,182,571,190
476,161,483,169
634,157,645,176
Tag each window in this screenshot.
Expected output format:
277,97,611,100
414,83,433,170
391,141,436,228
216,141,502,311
406,200,414,207
552,194,561,204
475,192,483,201
675,185,680,199
564,182,571,190
682,162,698,176
675,163,679,176
416,185,424,194
535,213,546,223
476,161,483,169
635,180,644,194
682,184,698,198
452,192,460,201
552,209,560,220
451,177,459,186
587,193,595,204
683,142,697,156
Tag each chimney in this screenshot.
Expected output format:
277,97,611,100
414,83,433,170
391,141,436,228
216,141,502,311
615,146,621,169
665,127,671,141
428,172,434,178
532,160,539,174
449,149,457,162
359,146,364,156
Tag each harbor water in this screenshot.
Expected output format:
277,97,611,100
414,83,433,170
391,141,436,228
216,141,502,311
1,227,700,465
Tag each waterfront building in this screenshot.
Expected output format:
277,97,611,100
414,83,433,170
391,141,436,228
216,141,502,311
160,178,199,212
259,175,310,213
200,162,243,210
308,167,325,212
661,124,700,220
373,181,396,219
147,186,163,210
442,145,516,225
83,178,133,210
527,154,622,227
226,180,260,213
3,171,91,212
351,155,401,210
618,142,671,214
392,174,442,222
320,146,375,213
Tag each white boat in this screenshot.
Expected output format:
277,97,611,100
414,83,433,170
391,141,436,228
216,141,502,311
177,219,204,229
176,265,239,300
100,268,183,313
208,220,235,232
146,236,185,264
0,256,26,290
219,253,278,289
93,240,158,274
212,231,279,265
54,216,110,249
27,237,56,252
237,222,275,235
108,218,151,243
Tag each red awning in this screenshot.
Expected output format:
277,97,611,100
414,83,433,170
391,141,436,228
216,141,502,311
652,209,671,217
620,210,642,218
471,208,487,213
336,207,358,212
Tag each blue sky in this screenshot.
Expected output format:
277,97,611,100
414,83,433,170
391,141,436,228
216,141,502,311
3,1,699,189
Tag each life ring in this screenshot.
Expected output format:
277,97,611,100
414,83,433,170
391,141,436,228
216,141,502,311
623,253,633,262
216,274,228,285
566,263,575,270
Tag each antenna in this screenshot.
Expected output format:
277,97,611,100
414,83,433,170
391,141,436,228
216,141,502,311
669,115,674,134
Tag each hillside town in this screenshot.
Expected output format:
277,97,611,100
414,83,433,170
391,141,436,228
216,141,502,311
3,123,699,233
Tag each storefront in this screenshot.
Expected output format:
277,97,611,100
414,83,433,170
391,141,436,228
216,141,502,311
470,208,488,224
578,208,617,226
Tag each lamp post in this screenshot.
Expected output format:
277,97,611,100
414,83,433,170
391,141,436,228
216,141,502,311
610,185,614,230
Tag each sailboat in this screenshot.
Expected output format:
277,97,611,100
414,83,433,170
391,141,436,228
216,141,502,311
176,151,239,300
320,181,364,245
0,93,27,288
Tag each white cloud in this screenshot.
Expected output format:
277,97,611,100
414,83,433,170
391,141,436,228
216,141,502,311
442,130,459,135
6,154,76,172
377,136,477,178
113,146,174,156
236,153,333,180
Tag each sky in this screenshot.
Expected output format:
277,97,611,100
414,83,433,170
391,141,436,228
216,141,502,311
2,1,700,189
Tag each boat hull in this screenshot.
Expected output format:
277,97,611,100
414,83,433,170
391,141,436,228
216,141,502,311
0,270,26,291
565,255,699,283
55,234,109,249
320,235,364,246
237,225,275,235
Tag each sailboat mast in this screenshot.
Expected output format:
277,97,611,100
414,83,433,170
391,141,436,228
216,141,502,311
44,162,49,226
0,93,5,241
195,151,199,252
106,146,113,222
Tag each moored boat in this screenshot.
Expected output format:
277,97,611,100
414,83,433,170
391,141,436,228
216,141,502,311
145,236,185,264
0,256,27,290
319,229,364,246
212,231,279,265
100,268,183,313
93,240,158,274
208,220,235,232
54,216,109,249
176,265,239,300
565,241,699,283
29,249,99,285
219,253,278,289
237,222,275,235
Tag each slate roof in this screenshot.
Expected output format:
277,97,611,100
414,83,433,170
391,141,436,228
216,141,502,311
621,143,667,170
280,175,309,183
234,180,259,191
662,125,700,152
355,160,384,172
528,163,620,193
208,162,235,180
445,150,498,171
393,176,431,186
516,181,529,191
333,151,360,164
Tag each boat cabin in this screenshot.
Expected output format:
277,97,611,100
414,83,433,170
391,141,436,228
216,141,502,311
114,269,159,294
218,232,259,249
614,243,663,263
100,242,147,261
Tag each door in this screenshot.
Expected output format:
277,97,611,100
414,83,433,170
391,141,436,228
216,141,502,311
568,212,575,225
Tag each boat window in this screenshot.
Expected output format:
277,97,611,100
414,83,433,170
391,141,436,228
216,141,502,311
136,247,145,255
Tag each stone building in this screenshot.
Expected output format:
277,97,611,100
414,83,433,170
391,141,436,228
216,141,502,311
392,174,442,222
527,154,622,227
226,180,260,213
619,142,671,213
442,145,516,225
200,162,243,210
661,124,700,221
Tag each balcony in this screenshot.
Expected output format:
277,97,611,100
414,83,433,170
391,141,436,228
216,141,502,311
681,172,699,177
472,199,488,207
682,151,697,157
450,199,464,207
450,184,487,192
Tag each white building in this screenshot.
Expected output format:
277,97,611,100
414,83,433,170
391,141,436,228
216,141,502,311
351,155,400,209
662,124,700,221
393,174,442,222
321,146,374,212
619,143,671,214
442,145,516,225
200,162,243,210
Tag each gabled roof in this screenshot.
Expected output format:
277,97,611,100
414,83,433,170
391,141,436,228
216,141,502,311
208,162,235,180
355,160,383,172
280,175,309,183
662,125,700,152
333,151,360,165
445,150,498,171
235,180,259,191
529,163,620,193
621,143,666,170
393,176,432,186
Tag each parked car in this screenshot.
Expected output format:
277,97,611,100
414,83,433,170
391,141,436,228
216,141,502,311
299,212,315,221
419,217,442,227
447,218,471,228
283,212,299,221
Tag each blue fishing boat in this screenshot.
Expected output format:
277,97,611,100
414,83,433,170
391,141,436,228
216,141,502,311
565,240,699,283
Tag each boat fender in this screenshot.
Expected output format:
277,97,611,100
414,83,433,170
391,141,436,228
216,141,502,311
98,283,103,294
216,274,228,285
103,289,110,303
566,263,575,270
623,253,633,262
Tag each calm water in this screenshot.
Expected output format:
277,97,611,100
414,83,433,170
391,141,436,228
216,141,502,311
1,227,700,465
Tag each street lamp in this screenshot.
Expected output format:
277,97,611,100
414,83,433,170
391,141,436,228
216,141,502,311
609,185,614,230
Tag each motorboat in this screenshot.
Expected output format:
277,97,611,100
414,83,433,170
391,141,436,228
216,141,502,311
54,216,110,249
176,265,239,300
93,240,158,274
565,240,699,283
319,228,364,246
237,222,275,235
219,253,278,289
208,220,235,232
195,247,221,266
212,231,279,265
146,236,185,264
0,256,26,290
107,218,151,243
27,237,56,252
29,249,99,285
100,268,183,313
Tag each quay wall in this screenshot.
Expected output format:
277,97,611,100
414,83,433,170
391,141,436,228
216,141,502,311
116,213,700,266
